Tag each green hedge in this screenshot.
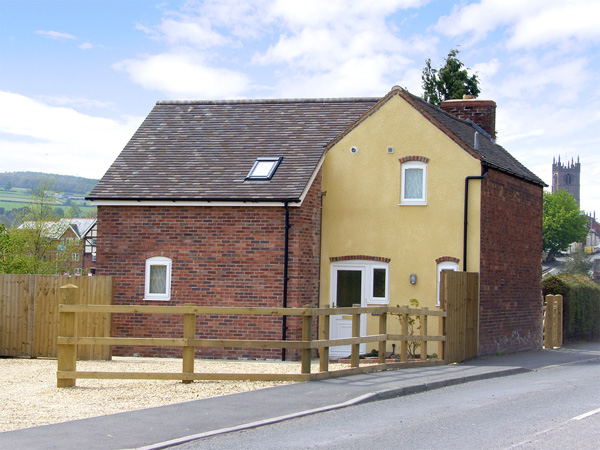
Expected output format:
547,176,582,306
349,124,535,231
542,274,600,342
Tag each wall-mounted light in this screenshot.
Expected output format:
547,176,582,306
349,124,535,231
410,274,417,285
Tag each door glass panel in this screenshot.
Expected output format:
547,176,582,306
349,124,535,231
372,268,386,298
336,270,362,307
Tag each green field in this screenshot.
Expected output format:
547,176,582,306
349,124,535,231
0,187,96,217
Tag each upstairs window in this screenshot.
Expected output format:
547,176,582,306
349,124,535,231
246,157,282,181
145,256,172,301
401,160,428,205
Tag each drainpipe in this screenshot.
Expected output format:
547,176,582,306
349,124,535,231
463,166,488,271
282,202,290,361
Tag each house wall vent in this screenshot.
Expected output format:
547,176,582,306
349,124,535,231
350,146,358,154
387,146,394,154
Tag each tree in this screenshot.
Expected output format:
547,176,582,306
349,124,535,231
543,190,588,261
0,223,28,273
9,181,61,274
561,248,593,277
422,48,481,106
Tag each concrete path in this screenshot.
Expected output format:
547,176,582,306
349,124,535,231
2,342,598,450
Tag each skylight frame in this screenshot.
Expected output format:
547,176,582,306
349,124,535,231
246,156,283,181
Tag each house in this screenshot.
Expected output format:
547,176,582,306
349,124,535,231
17,218,96,275
88,86,545,359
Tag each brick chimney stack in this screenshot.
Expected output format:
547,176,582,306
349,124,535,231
440,95,497,140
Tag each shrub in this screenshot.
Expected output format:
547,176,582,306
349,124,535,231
542,274,600,342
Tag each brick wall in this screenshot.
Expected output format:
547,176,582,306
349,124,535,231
479,168,544,354
96,173,322,360
440,99,497,140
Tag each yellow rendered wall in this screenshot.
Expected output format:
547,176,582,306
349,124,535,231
320,94,482,342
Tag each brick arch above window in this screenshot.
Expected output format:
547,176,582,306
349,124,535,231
435,256,460,264
398,155,430,164
330,255,391,263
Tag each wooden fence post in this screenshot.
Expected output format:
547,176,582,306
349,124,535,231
320,305,330,372
57,284,78,388
378,310,387,364
182,304,196,383
555,295,563,348
351,304,361,368
400,313,408,362
544,295,555,349
420,309,428,361
301,306,312,374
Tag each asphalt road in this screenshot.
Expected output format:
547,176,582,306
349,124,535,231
175,359,600,449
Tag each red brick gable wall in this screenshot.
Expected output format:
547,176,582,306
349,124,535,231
96,172,322,360
479,168,543,354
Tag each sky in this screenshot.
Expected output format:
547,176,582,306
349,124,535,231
0,0,599,214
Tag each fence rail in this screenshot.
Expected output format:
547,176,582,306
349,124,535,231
57,285,448,387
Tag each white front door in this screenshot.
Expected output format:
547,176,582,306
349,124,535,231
329,265,367,358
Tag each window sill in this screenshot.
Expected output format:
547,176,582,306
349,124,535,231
143,296,171,302
399,201,427,206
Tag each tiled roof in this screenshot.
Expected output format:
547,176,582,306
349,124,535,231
88,98,379,202
17,218,96,240
88,89,545,203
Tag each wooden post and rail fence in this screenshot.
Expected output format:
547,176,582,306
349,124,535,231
57,283,452,387
0,272,486,387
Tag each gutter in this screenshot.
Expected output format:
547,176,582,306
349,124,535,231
463,167,488,272
86,196,303,204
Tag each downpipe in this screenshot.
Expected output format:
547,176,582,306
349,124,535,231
464,167,488,271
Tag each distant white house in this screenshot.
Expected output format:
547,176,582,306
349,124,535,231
18,218,97,275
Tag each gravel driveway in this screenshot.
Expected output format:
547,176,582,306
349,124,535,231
1,357,344,432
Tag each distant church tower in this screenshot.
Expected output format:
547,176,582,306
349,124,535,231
552,156,581,206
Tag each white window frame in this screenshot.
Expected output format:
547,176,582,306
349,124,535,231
246,157,282,181
437,261,459,306
369,265,389,305
401,161,427,205
144,256,172,301
330,261,389,306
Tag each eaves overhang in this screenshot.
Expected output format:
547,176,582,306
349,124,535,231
87,197,303,207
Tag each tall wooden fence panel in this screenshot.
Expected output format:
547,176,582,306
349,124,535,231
0,274,113,359
441,271,479,363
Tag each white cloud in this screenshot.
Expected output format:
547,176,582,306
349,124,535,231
36,30,76,40
36,95,115,110
116,0,430,99
157,18,230,48
497,56,591,103
0,92,142,179
435,0,600,51
507,1,600,50
114,53,250,98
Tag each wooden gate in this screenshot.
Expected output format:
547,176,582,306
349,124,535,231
0,274,113,359
440,271,479,363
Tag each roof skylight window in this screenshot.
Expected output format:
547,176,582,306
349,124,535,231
246,157,282,181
